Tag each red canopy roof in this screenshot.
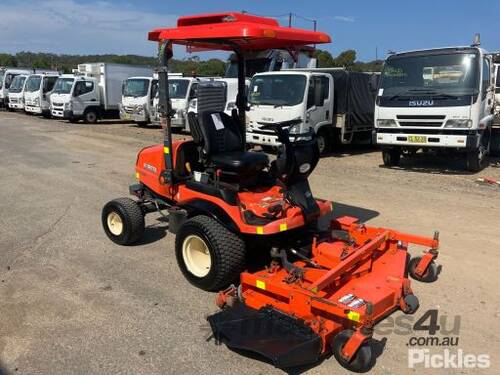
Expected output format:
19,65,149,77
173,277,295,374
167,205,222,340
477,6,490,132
148,12,331,51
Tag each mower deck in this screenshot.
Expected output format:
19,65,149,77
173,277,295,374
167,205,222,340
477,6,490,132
209,216,439,371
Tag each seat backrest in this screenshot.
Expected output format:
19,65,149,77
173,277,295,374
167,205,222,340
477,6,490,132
188,112,204,146
198,111,243,156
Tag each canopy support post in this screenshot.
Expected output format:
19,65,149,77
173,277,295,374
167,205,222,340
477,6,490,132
235,49,247,148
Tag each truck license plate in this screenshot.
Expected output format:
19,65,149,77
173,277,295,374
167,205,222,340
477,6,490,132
408,135,427,143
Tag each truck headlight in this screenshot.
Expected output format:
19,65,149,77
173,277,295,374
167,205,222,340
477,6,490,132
189,99,197,110
65,102,71,110
288,123,302,134
444,119,472,128
34,97,40,106
226,101,236,112
376,119,397,127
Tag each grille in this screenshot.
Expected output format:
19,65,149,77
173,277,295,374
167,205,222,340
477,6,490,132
52,102,63,107
396,115,445,120
398,121,443,127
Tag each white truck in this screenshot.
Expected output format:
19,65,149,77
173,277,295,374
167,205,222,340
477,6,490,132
150,75,215,129
7,75,29,111
24,72,60,117
0,68,32,109
494,60,499,115
50,63,153,123
246,69,378,153
374,42,496,171
119,72,157,126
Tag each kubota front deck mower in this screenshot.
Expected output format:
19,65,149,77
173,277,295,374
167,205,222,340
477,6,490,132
101,12,440,372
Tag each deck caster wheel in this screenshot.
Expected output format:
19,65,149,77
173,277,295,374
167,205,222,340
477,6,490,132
408,256,438,283
102,197,145,245
175,216,246,292
402,294,419,314
331,330,373,373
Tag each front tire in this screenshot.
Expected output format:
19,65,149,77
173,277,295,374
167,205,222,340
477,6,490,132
84,109,98,124
331,330,373,373
466,129,490,172
382,147,401,167
175,216,246,292
102,198,145,245
317,128,331,155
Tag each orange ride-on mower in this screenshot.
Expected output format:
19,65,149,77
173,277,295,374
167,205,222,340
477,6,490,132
101,12,441,372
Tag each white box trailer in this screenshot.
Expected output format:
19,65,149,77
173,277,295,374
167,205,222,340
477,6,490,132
50,63,153,123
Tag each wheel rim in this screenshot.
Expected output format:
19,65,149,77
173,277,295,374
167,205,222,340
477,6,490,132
182,235,212,277
317,135,326,154
87,112,96,122
107,212,123,236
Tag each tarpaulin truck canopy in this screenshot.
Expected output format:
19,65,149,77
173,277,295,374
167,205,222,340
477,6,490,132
148,12,331,51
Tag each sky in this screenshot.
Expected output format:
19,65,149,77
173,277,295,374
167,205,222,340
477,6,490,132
1,0,499,62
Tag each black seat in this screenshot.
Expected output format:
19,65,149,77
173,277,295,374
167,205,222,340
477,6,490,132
189,111,268,174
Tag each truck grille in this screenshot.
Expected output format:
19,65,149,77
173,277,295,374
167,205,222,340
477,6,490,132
397,115,445,127
52,102,63,107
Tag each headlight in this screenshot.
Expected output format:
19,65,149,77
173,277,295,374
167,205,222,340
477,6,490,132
34,97,40,106
226,101,236,112
288,123,302,134
444,119,472,128
189,99,197,110
65,101,71,110
376,119,397,127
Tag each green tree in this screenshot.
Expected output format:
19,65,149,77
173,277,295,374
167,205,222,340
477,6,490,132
0,54,18,67
313,49,334,68
333,50,356,68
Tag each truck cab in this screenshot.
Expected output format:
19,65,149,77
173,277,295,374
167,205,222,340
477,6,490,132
151,75,208,129
120,76,158,126
0,68,32,108
50,75,101,122
246,71,333,152
24,73,60,116
374,46,495,171
8,74,29,111
494,62,500,116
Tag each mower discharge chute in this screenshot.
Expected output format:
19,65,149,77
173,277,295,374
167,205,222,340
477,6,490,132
101,12,441,372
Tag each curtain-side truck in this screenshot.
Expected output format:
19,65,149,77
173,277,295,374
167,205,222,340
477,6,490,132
374,37,498,171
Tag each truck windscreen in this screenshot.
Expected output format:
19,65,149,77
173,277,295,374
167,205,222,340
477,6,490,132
169,79,190,99
249,74,306,106
123,79,149,98
25,75,42,92
9,76,26,93
52,78,74,94
379,52,479,100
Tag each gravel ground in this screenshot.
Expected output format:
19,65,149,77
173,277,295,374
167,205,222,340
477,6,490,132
0,111,499,375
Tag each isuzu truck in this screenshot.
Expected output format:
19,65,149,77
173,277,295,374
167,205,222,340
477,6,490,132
7,75,29,111
119,71,156,126
374,41,495,171
0,68,32,108
24,72,60,117
246,69,378,153
50,63,153,123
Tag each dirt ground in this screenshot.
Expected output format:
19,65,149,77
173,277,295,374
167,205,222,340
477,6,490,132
0,111,499,375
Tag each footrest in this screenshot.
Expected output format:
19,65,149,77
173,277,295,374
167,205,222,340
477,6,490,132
207,304,322,369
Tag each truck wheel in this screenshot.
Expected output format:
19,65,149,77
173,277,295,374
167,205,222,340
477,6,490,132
466,129,490,172
175,215,246,292
331,330,373,373
102,198,145,245
317,129,331,155
382,147,401,167
84,109,98,124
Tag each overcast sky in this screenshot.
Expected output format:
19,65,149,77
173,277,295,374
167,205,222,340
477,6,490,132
1,0,499,61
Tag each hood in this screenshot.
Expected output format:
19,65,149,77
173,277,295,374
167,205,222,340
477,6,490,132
247,104,303,125
50,93,71,104
122,96,147,107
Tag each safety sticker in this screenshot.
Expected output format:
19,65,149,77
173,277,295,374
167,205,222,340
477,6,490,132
256,280,266,290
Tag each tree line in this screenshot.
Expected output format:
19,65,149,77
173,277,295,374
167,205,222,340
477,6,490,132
0,49,382,75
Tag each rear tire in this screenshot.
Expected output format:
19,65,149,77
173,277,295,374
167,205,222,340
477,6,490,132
382,147,401,167
83,109,98,124
175,215,246,292
102,198,145,245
